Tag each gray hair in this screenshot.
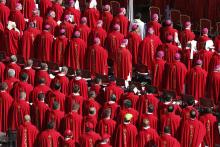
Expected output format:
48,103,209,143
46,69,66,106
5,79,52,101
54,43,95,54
8,69,15,77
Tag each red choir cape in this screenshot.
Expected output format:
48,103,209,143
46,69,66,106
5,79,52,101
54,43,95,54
160,26,178,43
102,102,120,120
157,134,180,147
0,91,13,132
89,27,107,46
63,7,81,26
31,100,49,130
101,11,113,33
199,113,217,147
151,58,166,90
64,38,86,70
43,16,58,35
61,139,76,147
181,106,198,122
164,61,187,96
65,94,84,115
112,14,129,37
83,99,101,116
186,66,207,101
97,118,116,136
82,115,98,132
179,29,195,49
197,35,211,51
208,52,220,72
46,109,64,131
75,24,91,45
37,129,63,147
0,3,10,28
35,70,51,86
39,0,52,17
12,81,33,101
138,34,162,70
30,84,51,103
137,127,159,147
194,50,213,71
4,77,19,93
84,8,100,28
104,82,124,102
114,123,137,147
46,90,65,111
206,71,220,105
51,2,63,21
114,47,132,80
9,99,30,130
35,31,53,62
20,0,35,19
7,0,16,10
127,31,142,65
181,119,206,147
58,21,75,39
20,67,36,86
86,44,108,76
9,10,25,32
51,74,69,95
79,131,101,147
139,113,158,130
0,62,5,82
29,15,43,30
120,92,139,109
147,21,161,37
61,112,83,143
118,108,139,125
182,49,195,70
0,22,4,52
17,122,39,147
68,77,88,98
20,27,41,61
105,30,124,60
52,35,68,65
4,28,20,55
6,62,21,79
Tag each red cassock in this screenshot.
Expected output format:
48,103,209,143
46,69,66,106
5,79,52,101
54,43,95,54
65,38,86,70
20,0,35,19
127,31,142,65
84,8,100,28
186,66,207,101
197,35,211,51
5,62,21,79
20,67,36,86
157,134,180,147
36,30,53,62
63,7,81,26
158,102,182,117
4,28,20,55
199,113,217,147
46,90,66,111
151,58,166,90
30,84,51,103
114,123,138,147
86,44,108,76
89,27,107,46
160,113,181,139
51,2,63,21
208,52,220,72
58,21,75,39
181,106,198,122
61,112,83,143
147,21,161,37
17,122,39,147
157,43,180,63
0,22,4,52
0,62,5,82
182,49,195,70
68,77,88,98
117,108,139,125
52,36,68,65
0,3,10,28
9,10,25,32
101,11,113,33
46,109,64,131
31,100,49,130
207,71,220,105
179,29,195,49
137,127,159,147
138,34,162,70
61,139,76,147
7,0,16,10
0,91,13,132
160,26,178,43
4,77,19,93
102,102,120,120
51,74,69,95
139,113,158,130
37,129,63,147
9,99,30,130
43,16,58,35
35,70,51,86
114,47,132,80
65,94,84,115
105,30,124,60
104,82,124,102
120,92,139,109
164,61,187,96
12,81,33,101
137,94,159,116
20,27,41,61
39,0,52,17
194,50,213,72
181,119,206,147
112,14,129,37
82,115,98,132
83,99,101,116
75,24,91,45
79,131,101,147
97,118,116,136
29,15,43,30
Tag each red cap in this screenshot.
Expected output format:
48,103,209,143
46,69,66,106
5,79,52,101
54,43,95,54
103,5,110,11
44,24,50,30
195,59,203,65
131,24,138,31
174,53,181,60
152,13,158,20
94,37,100,44
165,19,172,26
60,29,65,34
74,31,80,38
157,51,164,58
214,65,220,71
121,39,128,47
81,17,87,24
119,8,126,13
64,129,73,137
113,24,120,31
166,35,173,42
69,0,74,4
202,28,208,34
185,21,191,27
97,20,103,27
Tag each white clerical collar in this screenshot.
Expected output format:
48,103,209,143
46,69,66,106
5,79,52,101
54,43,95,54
65,137,71,141
164,101,171,105
58,73,65,76
24,66,31,69
147,112,153,115
143,126,150,130
165,133,171,135
123,122,130,125
73,93,80,96
75,76,81,80
185,28,191,30
108,101,115,104
99,142,108,145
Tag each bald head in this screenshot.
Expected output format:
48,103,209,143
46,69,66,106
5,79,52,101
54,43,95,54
0,82,8,91
10,55,17,62
24,115,31,122
20,91,26,100
8,69,16,77
72,103,80,111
